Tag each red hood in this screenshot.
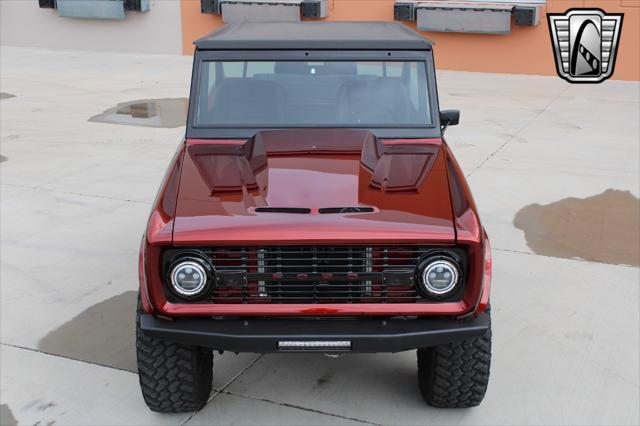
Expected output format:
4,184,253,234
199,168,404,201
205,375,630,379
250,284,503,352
172,129,455,245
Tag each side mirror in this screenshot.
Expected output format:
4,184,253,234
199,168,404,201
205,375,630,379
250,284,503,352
440,110,460,129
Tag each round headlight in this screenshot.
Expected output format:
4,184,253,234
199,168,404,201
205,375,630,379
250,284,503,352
169,260,209,297
420,259,460,297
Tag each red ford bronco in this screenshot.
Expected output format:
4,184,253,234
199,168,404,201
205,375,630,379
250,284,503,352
137,22,492,412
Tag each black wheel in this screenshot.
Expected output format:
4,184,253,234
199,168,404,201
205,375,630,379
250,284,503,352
417,313,491,408
136,297,213,413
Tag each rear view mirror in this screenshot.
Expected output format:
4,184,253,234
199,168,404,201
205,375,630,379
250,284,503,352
440,110,460,130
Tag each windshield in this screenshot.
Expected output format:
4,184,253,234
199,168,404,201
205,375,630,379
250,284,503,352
194,60,432,128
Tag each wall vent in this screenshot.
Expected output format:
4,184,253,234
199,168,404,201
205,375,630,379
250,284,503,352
40,0,150,19
394,1,543,32
201,0,328,21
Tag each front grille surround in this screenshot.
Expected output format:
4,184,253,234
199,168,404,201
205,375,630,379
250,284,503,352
163,246,466,304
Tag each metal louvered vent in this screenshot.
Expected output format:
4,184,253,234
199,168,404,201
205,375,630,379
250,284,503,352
253,207,375,214
254,207,311,214
318,207,375,214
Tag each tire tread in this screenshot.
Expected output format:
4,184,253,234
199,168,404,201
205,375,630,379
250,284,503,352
136,300,213,413
417,316,491,408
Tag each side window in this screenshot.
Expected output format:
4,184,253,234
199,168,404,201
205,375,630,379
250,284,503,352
409,62,419,110
196,62,216,124
207,62,216,94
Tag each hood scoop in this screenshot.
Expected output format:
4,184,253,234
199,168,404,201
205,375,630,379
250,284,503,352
361,136,440,192
187,137,268,196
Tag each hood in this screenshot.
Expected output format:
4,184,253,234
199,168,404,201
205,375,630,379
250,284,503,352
172,129,455,245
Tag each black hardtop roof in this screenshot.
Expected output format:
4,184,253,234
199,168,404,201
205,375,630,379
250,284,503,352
195,22,432,50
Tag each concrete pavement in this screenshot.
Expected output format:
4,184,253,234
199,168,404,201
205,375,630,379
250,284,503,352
1,47,639,425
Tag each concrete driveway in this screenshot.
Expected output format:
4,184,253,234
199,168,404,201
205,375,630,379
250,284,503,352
1,47,638,426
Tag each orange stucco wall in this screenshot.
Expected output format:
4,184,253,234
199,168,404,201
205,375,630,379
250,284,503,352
180,0,640,80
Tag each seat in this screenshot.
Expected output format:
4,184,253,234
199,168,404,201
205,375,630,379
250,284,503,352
337,79,413,125
209,79,286,125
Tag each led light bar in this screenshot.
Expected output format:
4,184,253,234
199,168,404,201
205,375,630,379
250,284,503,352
278,340,352,351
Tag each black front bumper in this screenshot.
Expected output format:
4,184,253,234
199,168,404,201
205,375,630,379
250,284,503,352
140,313,490,353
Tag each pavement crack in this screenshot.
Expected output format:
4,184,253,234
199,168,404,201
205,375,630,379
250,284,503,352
466,85,572,178
182,354,264,425
216,354,264,393
182,353,378,425
0,183,150,204
0,342,138,375
223,390,380,425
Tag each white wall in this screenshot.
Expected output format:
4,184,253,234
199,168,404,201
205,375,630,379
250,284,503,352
0,0,183,55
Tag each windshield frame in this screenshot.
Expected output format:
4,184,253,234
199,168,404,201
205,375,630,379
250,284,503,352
186,49,441,139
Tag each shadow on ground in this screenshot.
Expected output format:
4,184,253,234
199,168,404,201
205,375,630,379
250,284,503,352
0,404,18,426
38,291,138,372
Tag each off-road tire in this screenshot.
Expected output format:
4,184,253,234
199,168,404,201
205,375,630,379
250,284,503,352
136,298,213,413
417,313,491,408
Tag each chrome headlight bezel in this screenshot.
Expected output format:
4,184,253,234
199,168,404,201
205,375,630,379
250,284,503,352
166,255,214,300
416,253,463,299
